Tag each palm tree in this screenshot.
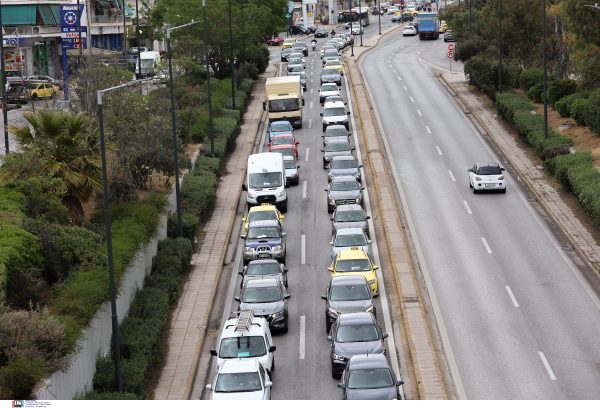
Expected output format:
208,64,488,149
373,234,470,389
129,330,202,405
3,110,103,223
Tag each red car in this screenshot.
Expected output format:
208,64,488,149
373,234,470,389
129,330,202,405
271,144,298,161
267,36,285,46
269,133,299,156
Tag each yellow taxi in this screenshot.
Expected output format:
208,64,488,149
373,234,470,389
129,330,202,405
328,248,379,293
438,21,446,33
241,204,284,235
441,20,448,29
282,38,297,49
405,9,419,16
26,82,59,99
324,59,344,75
394,10,402,16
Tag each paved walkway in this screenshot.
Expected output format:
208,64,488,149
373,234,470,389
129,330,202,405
344,26,447,400
442,73,600,272
154,65,276,400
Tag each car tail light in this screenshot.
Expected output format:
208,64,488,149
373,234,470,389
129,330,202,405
498,176,504,180
476,177,482,181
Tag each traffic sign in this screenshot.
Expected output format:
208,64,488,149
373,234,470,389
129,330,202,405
447,51,454,58
285,13,291,18
448,44,455,51
350,34,355,40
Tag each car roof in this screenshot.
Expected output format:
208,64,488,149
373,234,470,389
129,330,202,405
335,227,365,236
335,204,363,212
348,354,391,370
337,248,369,260
247,259,280,266
248,220,280,227
331,155,356,161
338,311,375,325
324,101,345,109
332,275,369,285
219,358,260,374
272,133,294,138
476,162,500,167
248,205,277,213
245,278,280,288
222,316,269,337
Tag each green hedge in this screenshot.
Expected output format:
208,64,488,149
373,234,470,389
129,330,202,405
556,92,590,118
0,226,42,294
513,110,544,137
495,93,533,125
584,90,600,134
547,79,577,108
528,82,545,103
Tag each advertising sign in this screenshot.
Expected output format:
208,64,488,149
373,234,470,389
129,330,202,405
60,4,87,49
307,12,315,25
3,51,24,70
60,4,87,28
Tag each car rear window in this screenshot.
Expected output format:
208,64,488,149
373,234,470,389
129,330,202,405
335,259,371,272
273,136,294,145
247,263,280,275
331,181,359,191
219,336,266,358
248,211,277,223
242,287,282,303
325,127,348,136
322,84,338,92
335,210,364,221
330,284,370,301
326,142,350,152
324,107,346,117
271,123,290,132
336,323,380,342
478,166,501,175
322,69,339,75
331,159,357,169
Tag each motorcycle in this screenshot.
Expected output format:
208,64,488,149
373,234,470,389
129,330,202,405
312,42,316,51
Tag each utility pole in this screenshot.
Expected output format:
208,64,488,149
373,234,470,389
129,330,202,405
359,0,363,46
77,0,82,57
228,0,236,109
0,2,8,154
240,0,247,62
543,0,547,139
135,0,141,79
498,0,502,94
203,0,215,155
378,0,381,35
469,0,472,38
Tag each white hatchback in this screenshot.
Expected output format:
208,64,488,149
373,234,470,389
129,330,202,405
468,163,507,193
206,358,272,400
403,26,417,36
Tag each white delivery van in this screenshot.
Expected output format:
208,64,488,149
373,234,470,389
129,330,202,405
135,51,161,79
243,152,288,212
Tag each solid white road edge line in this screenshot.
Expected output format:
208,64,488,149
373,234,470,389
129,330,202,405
301,234,306,265
505,286,519,307
481,237,493,253
463,201,472,215
302,181,307,199
360,47,468,399
299,316,306,359
538,351,557,380
344,67,404,398
448,170,456,181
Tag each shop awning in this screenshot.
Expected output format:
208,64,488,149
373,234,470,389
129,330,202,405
95,0,111,6
116,0,134,16
37,5,59,25
51,6,61,24
1,5,37,25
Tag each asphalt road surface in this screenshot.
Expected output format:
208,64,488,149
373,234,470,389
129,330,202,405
202,17,404,400
361,28,600,399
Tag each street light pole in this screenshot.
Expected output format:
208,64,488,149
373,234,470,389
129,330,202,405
240,0,247,62
228,0,236,109
543,0,547,139
0,2,9,155
359,0,363,46
77,0,82,57
498,0,502,94
469,0,472,38
166,20,202,238
378,0,381,35
203,0,215,155
135,0,141,80
97,79,144,393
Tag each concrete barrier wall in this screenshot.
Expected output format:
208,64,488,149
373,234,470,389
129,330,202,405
36,150,200,400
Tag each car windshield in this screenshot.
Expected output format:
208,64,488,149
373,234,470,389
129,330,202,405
478,166,501,175
219,336,266,358
290,53,303,59
283,49,293,54
271,123,290,132
322,69,339,75
331,159,357,169
269,98,299,112
215,372,262,393
331,181,358,191
326,61,340,67
247,210,277,223
335,234,366,246
284,160,296,170
273,148,294,157
288,66,304,72
292,43,305,48
242,286,282,303
25,83,40,90
322,84,338,92
248,172,282,188
246,226,280,239
336,323,380,342
324,51,338,57
348,369,394,389
272,136,294,145
247,263,281,276
330,284,370,301
324,108,346,117
325,97,343,103
335,259,371,272
335,210,365,222
288,59,303,65
326,128,348,137
326,142,350,152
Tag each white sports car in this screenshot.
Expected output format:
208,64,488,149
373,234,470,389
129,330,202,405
468,163,507,193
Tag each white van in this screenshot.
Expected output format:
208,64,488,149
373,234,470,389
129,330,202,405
135,51,161,79
321,100,350,132
243,152,288,212
210,309,276,373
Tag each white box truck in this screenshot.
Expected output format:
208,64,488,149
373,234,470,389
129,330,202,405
264,76,304,128
135,51,161,79
242,152,288,212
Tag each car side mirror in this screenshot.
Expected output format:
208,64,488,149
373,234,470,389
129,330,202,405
241,218,246,222
242,184,248,191
358,165,363,168
321,295,327,300
373,265,379,270
329,241,333,245
327,336,332,341
324,188,329,192
338,383,345,389
205,384,212,390
382,333,389,339
330,217,334,221
265,381,273,388
210,349,217,356
367,240,372,244
296,141,300,144
262,102,266,110
397,380,404,386
234,296,240,302
238,271,244,276
348,133,352,136
347,111,351,115
351,148,356,151
467,169,473,172
322,135,325,138
373,292,379,298
328,267,334,272
240,235,245,239
501,167,506,171
269,345,277,352
366,216,371,220
297,166,300,169
284,268,289,273
345,102,348,105
284,294,291,299
360,187,365,190
282,232,287,237
321,149,325,152
320,113,323,116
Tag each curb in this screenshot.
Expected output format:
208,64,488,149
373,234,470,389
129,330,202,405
345,26,448,399
440,74,600,279
183,73,271,399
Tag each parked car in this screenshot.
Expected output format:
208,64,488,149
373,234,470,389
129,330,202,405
25,82,59,99
322,275,377,332
267,36,285,46
338,354,403,400
26,75,64,89
315,28,329,37
290,25,310,35
152,70,170,84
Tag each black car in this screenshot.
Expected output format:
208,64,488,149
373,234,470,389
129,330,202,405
328,312,388,377
290,25,310,35
325,176,364,213
322,276,377,332
327,156,363,183
444,30,455,42
307,25,317,33
281,48,295,62
338,354,404,400
239,259,289,289
291,41,309,56
236,278,290,332
321,140,354,169
315,27,329,38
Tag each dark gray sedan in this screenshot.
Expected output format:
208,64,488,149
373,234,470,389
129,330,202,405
239,259,289,289
327,155,363,182
320,67,342,86
331,204,370,236
338,354,403,400
323,50,341,66
325,176,364,213
323,125,350,145
321,140,354,168
236,278,290,332
322,275,377,332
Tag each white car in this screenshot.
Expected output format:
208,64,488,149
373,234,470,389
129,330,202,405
287,57,306,69
387,6,398,14
319,83,341,103
152,70,170,84
468,163,507,194
206,358,272,400
351,25,364,35
403,26,417,36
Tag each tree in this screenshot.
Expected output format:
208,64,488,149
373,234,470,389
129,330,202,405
3,111,103,223
564,0,600,49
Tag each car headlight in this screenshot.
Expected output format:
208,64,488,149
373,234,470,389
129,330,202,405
333,353,347,361
244,247,253,253
270,310,284,319
323,120,330,125
273,245,283,251
354,174,360,179
324,156,332,161
365,305,374,313
327,308,338,317
329,197,335,203
355,198,361,203
276,192,284,197
248,194,256,199
368,279,376,284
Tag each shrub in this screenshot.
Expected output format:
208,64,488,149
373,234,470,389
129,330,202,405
560,92,590,117
152,255,184,276
119,316,166,361
527,82,545,103
0,186,25,225
157,238,193,272
464,54,520,99
168,211,199,241
222,108,241,122
180,171,218,222
527,129,573,159
144,273,180,304
194,156,221,175
547,79,578,108
572,99,588,126
554,99,569,117
545,151,593,182
584,90,600,133
0,226,42,293
0,357,47,399
513,111,544,138
76,391,141,400
239,78,255,94
127,288,170,322
495,93,533,125
519,69,544,92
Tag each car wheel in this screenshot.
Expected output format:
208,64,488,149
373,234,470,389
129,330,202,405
473,186,479,194
328,206,333,214
281,321,289,333
332,366,340,378
444,39,447,42
502,188,507,194
32,93,38,100
271,356,275,371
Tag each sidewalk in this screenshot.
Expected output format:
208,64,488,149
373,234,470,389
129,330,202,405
442,73,600,272
344,26,447,400
154,65,276,400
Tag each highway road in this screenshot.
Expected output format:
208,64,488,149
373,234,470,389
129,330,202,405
361,28,600,399
200,16,405,400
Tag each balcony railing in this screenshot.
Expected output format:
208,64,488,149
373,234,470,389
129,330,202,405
91,15,132,23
